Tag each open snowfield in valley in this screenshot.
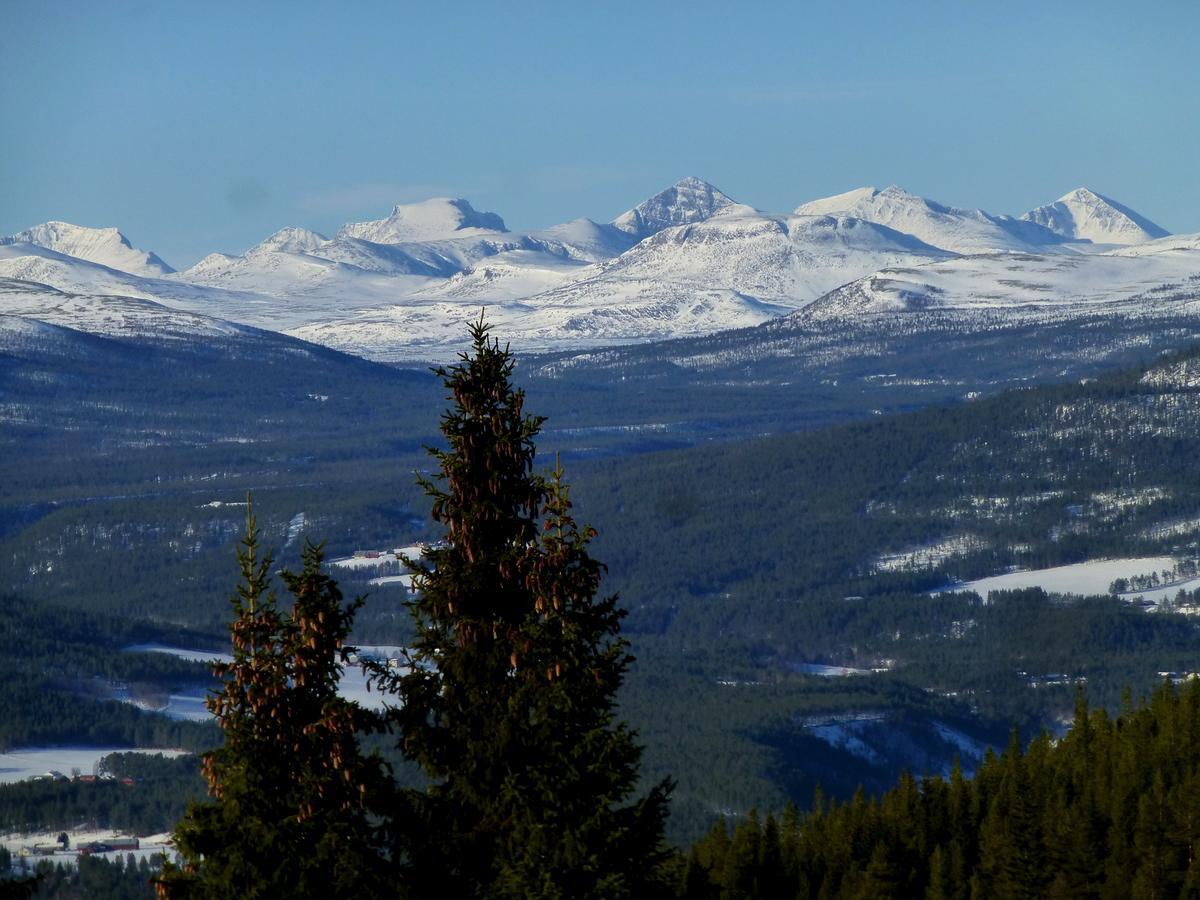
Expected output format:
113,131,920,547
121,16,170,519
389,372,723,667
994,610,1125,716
941,557,1184,602
124,643,407,715
0,748,186,785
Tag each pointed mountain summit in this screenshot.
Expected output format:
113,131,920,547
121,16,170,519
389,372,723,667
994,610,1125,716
612,177,737,240
2,221,174,277
1021,188,1169,245
249,226,329,255
336,198,508,244
794,185,1065,254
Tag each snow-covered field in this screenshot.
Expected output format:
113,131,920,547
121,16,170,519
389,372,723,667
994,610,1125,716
942,556,1177,601
326,545,423,571
0,748,186,785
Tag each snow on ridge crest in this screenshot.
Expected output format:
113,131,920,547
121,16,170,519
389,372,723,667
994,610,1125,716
336,197,508,244
250,226,330,256
3,221,175,277
794,185,1069,254
1022,187,1169,245
611,177,738,240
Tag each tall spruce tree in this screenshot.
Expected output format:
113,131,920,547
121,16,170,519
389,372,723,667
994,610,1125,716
157,507,389,899
379,315,671,897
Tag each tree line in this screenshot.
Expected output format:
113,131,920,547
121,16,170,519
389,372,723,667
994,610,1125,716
675,677,1200,898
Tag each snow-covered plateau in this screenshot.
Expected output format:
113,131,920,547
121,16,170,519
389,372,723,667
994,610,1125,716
2,179,1197,361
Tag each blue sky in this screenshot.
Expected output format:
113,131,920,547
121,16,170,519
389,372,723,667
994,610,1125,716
2,0,1197,267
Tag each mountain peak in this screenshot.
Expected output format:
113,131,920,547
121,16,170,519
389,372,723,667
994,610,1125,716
3,221,174,276
795,187,880,217
1022,189,1168,245
1057,186,1104,204
336,198,508,244
795,186,1069,254
612,178,737,240
250,226,329,256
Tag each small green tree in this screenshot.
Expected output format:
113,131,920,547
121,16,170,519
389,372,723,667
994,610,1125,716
380,316,671,897
157,507,389,899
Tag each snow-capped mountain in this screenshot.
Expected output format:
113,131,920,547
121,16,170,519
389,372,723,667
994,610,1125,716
336,197,507,244
2,179,1189,362
251,226,330,255
2,221,174,277
277,203,957,361
1021,188,1170,245
0,241,330,333
0,241,190,303
529,218,636,262
794,186,1070,255
796,246,1200,324
517,206,952,322
612,176,737,240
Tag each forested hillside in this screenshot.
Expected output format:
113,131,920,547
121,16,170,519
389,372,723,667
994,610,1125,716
7,333,1200,842
675,677,1200,899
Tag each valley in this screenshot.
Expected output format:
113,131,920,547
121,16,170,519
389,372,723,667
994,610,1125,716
5,178,1200,846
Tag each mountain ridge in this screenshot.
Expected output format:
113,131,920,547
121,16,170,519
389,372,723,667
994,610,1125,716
3,180,1190,361
2,221,175,277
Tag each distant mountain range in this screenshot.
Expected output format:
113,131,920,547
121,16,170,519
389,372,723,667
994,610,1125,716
1,179,1195,361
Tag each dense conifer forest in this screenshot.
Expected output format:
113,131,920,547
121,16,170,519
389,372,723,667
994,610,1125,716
673,677,1200,899
6,335,1200,893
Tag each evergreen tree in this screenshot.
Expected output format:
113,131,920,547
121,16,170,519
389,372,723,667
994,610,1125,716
157,508,389,899
379,316,671,897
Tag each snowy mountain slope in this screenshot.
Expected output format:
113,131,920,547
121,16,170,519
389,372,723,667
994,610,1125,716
0,242,336,331
523,207,953,314
0,277,260,342
336,197,507,243
284,286,795,361
282,208,954,360
251,226,330,255
1106,233,1200,257
1022,188,1169,245
2,221,174,277
794,186,1070,255
411,249,589,303
0,242,218,305
4,181,1192,363
528,218,636,262
611,177,738,240
795,246,1200,323
174,211,628,303
173,247,452,329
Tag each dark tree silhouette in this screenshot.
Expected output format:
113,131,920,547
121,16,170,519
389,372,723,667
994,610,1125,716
379,315,672,898
156,507,389,899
